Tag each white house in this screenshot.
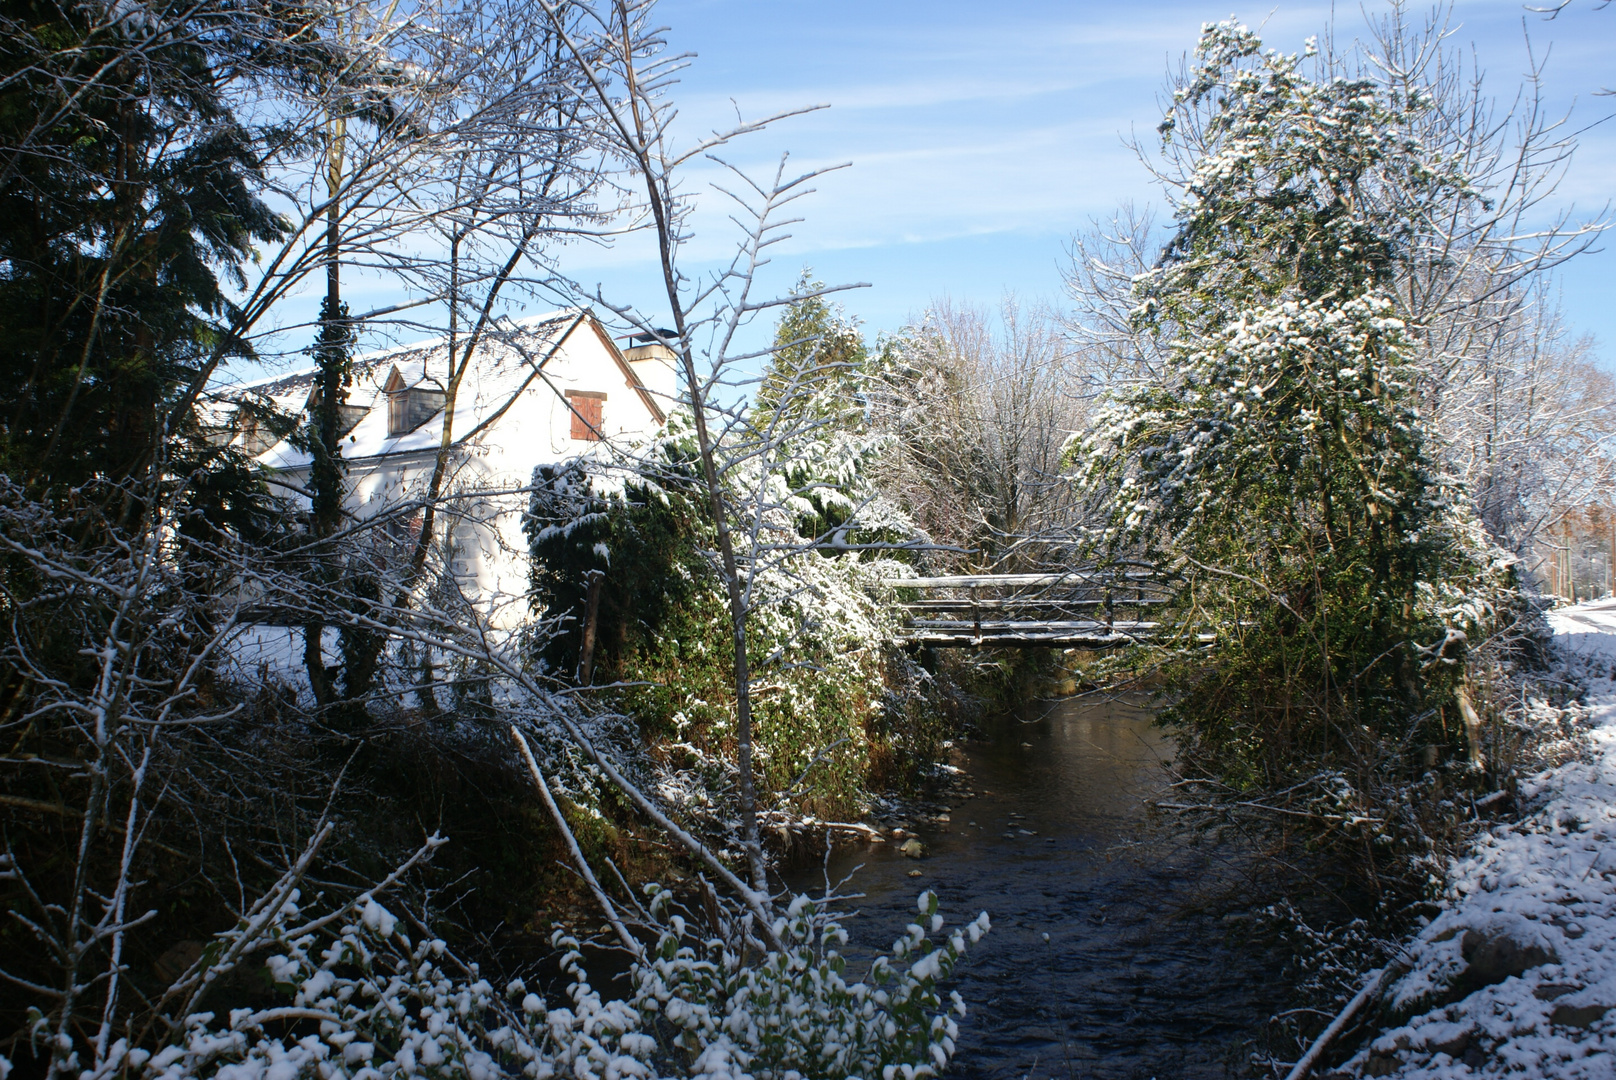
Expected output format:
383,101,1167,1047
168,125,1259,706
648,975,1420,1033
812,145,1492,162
224,308,676,629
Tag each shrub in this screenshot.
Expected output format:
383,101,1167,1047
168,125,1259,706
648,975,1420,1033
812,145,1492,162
109,889,989,1080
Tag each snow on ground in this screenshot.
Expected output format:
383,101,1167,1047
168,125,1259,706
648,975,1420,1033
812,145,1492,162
1339,600,1616,1078
222,625,308,684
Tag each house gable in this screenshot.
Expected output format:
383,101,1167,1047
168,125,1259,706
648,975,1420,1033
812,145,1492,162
579,317,668,425
229,309,667,472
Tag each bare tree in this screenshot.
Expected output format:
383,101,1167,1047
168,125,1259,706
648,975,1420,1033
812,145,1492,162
527,0,912,898
871,299,1087,571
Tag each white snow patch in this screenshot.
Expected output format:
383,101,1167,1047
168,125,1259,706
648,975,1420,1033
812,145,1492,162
1342,600,1616,1078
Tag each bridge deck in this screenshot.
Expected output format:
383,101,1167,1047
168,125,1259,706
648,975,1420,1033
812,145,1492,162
883,571,1173,648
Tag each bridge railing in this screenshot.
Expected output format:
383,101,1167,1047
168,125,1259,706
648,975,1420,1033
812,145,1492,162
879,570,1176,648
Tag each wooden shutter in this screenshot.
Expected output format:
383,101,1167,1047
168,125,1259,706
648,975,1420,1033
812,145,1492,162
566,391,605,441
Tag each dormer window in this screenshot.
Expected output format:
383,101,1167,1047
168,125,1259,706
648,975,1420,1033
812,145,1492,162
302,390,368,439
565,390,605,441
384,367,447,436
337,404,368,436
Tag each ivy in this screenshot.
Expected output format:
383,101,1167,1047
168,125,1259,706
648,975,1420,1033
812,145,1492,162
1076,21,1512,894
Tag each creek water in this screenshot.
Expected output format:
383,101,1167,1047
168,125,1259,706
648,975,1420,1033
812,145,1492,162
785,696,1290,1080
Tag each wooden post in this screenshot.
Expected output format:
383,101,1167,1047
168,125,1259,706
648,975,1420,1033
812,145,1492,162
577,570,604,685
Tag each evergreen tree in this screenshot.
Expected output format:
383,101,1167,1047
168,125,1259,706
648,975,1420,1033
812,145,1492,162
756,270,883,544
756,269,869,426
1076,22,1503,888
0,0,292,494
300,293,374,711
526,461,705,683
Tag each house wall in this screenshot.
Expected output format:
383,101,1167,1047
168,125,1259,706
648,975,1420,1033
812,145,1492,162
261,316,668,631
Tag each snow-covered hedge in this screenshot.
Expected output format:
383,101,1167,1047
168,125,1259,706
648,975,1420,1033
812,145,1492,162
75,889,987,1080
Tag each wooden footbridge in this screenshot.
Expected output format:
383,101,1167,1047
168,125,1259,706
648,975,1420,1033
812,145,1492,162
884,571,1176,649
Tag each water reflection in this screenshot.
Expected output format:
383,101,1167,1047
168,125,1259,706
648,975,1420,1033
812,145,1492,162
787,696,1283,1080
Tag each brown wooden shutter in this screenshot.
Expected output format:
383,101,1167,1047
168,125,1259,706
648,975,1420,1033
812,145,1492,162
566,391,605,440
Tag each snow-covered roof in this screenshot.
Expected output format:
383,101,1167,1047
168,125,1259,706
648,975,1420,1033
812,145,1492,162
216,309,659,469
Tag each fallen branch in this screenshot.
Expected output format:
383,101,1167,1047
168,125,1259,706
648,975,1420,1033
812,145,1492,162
510,726,641,955
1284,956,1410,1080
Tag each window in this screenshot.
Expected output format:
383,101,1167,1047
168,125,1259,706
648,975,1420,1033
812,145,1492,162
382,366,446,436
302,392,368,439
566,390,605,441
387,386,446,435
336,404,368,437
449,520,480,583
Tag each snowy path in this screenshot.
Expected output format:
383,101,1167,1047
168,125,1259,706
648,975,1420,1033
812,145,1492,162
1341,600,1616,1078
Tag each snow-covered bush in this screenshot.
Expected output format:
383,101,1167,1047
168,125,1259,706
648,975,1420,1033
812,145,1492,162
120,888,988,1080
526,400,940,832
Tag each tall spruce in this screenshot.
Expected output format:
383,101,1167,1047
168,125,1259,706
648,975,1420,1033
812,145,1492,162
0,0,289,494
302,292,358,708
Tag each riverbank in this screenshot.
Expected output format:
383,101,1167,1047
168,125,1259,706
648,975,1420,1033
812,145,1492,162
1339,599,1616,1078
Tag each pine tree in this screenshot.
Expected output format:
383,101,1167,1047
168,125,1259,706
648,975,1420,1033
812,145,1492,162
0,0,290,493
756,270,878,543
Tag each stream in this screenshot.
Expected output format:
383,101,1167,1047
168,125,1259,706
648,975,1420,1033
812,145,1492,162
785,695,1291,1080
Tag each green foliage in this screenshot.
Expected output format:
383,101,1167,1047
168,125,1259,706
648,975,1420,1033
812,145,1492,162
526,472,887,817
306,295,358,535
1076,22,1507,885
525,442,942,823
0,0,291,491
756,269,870,428
754,271,906,548
526,460,707,682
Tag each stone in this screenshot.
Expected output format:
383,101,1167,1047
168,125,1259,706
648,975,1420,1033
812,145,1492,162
1550,1003,1610,1028
1534,983,1580,1001
899,837,926,859
1426,1029,1471,1059
1459,925,1558,991
1364,1052,1400,1077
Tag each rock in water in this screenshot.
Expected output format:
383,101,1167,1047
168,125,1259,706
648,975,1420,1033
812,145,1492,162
899,837,926,859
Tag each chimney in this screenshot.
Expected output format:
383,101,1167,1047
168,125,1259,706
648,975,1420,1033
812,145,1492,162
623,329,679,406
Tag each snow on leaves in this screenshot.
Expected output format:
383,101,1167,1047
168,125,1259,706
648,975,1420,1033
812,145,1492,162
105,888,987,1080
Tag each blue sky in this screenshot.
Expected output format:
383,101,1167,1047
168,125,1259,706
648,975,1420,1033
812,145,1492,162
561,0,1616,360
